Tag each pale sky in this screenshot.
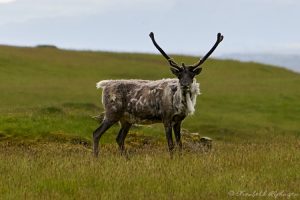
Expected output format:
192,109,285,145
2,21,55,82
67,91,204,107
0,0,300,57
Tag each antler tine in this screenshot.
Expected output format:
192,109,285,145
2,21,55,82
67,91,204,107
149,32,181,70
191,33,224,69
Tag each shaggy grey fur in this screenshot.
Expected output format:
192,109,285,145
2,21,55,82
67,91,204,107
97,78,200,124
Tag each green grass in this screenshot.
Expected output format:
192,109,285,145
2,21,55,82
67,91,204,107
0,45,299,199
0,137,299,199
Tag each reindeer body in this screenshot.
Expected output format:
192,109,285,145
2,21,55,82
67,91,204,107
97,79,200,125
92,32,223,157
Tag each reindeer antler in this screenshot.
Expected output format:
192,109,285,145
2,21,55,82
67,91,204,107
190,33,224,70
149,32,181,70
149,32,224,70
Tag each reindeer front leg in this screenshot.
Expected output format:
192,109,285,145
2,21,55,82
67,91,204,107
164,122,174,155
173,121,183,151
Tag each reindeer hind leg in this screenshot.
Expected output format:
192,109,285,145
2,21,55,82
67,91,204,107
93,119,116,157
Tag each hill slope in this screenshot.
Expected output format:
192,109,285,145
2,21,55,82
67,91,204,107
0,45,300,142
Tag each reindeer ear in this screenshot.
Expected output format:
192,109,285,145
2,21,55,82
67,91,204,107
170,67,181,76
193,67,202,75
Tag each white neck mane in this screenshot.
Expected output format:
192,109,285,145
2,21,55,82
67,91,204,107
173,79,200,115
186,79,200,115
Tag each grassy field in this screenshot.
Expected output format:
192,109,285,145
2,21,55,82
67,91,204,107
0,45,299,199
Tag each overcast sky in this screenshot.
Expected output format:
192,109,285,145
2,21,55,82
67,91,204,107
0,0,300,57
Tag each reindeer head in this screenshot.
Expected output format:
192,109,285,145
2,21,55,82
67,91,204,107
149,32,223,91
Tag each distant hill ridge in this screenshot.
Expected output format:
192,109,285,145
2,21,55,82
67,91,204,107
221,53,300,73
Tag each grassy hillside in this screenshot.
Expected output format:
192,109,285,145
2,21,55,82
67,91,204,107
0,45,299,199
0,45,299,141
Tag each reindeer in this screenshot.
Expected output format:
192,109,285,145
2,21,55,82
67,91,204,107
93,32,223,157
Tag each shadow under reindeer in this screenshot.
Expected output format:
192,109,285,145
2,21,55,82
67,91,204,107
123,127,213,154
92,114,213,154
